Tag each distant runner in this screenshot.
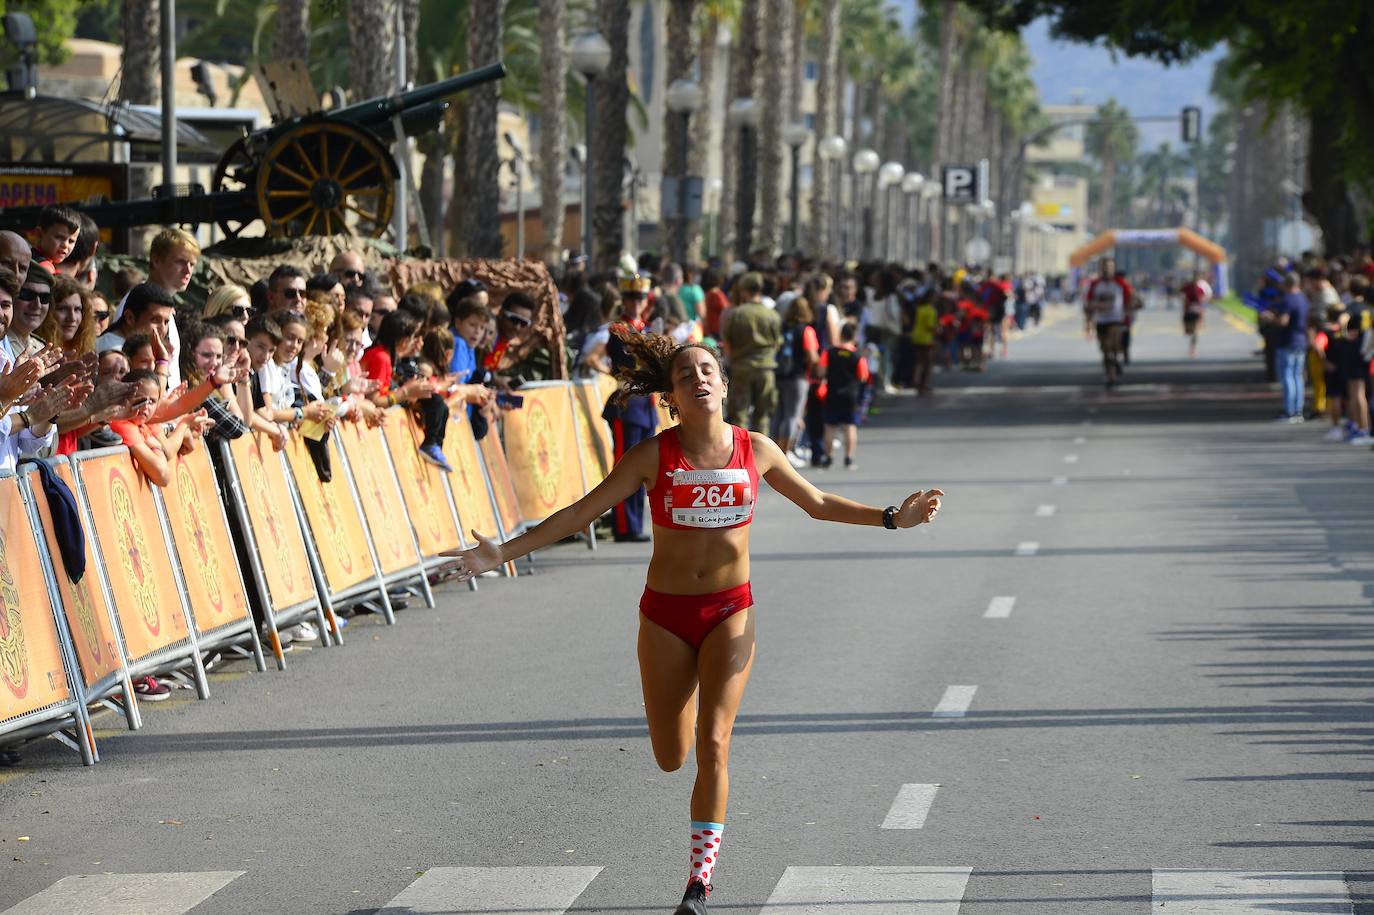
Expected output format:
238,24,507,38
1085,257,1133,388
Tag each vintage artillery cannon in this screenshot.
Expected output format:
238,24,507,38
0,61,505,241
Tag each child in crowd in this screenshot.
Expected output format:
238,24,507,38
1319,306,1348,441
97,349,128,384
391,323,452,472
122,333,157,373
361,309,448,470
30,204,80,274
911,292,937,396
817,320,871,471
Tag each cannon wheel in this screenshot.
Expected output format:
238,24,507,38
211,135,256,239
254,121,397,238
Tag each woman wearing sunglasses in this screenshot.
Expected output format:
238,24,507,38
203,283,254,321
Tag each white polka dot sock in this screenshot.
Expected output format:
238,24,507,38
689,820,724,888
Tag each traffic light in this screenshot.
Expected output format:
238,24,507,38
1181,106,1202,144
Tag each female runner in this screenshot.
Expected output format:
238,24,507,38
445,329,944,914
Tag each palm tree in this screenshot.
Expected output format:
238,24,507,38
591,0,631,270
466,0,508,256
724,0,759,260
807,0,840,254
537,0,568,262
756,0,788,255
662,0,699,264
349,0,397,100
120,0,159,204
275,0,310,61
1086,98,1138,231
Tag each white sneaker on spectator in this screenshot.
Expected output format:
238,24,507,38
1323,426,1346,442
1348,433,1372,445
286,621,318,642
786,451,807,469
1287,415,1305,424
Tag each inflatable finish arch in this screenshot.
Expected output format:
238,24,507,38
1069,228,1228,296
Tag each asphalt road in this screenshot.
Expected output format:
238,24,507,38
3,302,1372,914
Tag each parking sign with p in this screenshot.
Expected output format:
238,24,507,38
942,164,978,204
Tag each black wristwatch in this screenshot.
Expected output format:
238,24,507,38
882,505,899,530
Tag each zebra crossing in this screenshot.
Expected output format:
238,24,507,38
0,865,1358,913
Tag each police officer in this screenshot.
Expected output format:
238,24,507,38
603,275,657,542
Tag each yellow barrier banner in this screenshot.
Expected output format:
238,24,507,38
282,432,374,593
441,405,500,542
336,422,415,576
162,449,251,633
478,431,524,535
225,432,315,612
381,410,462,556
502,384,586,520
29,464,122,689
571,381,613,489
77,453,189,660
0,477,71,719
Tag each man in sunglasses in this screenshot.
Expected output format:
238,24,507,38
485,291,557,382
329,250,367,289
266,264,308,316
5,262,54,361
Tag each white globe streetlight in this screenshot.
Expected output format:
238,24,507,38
781,123,811,251
664,78,703,114
570,31,612,77
852,148,880,174
817,134,848,161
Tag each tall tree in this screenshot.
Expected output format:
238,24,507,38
757,0,788,254
466,0,508,256
807,0,841,254
537,0,568,262
348,0,397,100
591,0,632,270
275,0,311,61
120,0,159,204
1085,99,1136,231
662,0,699,264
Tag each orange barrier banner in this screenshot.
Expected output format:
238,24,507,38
75,452,189,661
27,464,122,690
441,404,501,542
225,432,315,612
479,430,524,535
0,477,71,720
161,449,251,633
381,410,462,556
336,422,418,576
502,383,586,520
571,381,614,489
282,432,375,594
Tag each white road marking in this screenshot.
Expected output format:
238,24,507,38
932,685,977,717
881,784,941,829
1051,476,1068,486
376,866,603,915
1063,454,1079,464
1151,869,1353,914
761,866,972,914
1035,504,1057,517
1015,541,1040,556
1,872,244,915
984,596,1016,619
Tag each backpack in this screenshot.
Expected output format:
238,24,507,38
775,323,805,379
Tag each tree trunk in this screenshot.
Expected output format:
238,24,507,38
401,0,421,85
275,0,311,61
718,26,737,262
662,0,698,265
419,146,446,254
591,0,631,271
120,0,159,209
732,0,760,260
933,0,964,261
538,0,568,262
809,0,840,255
466,0,507,257
1304,110,1362,255
348,0,397,100
689,15,720,260
757,0,787,255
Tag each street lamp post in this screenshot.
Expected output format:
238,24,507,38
877,161,904,262
570,31,611,261
901,172,925,267
782,123,810,253
664,77,703,267
729,97,760,259
852,149,879,260
817,135,847,259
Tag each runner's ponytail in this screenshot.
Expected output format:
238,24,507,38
609,325,724,418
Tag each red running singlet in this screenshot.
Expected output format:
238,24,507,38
647,425,760,531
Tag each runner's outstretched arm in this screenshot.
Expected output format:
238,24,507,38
441,436,659,579
750,433,942,527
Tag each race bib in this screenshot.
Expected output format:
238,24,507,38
668,468,752,528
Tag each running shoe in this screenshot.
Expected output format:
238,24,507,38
286,621,318,642
132,675,171,701
673,880,710,914
419,444,454,473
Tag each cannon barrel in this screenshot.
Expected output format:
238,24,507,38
328,61,506,128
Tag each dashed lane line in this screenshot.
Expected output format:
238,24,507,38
1014,541,1040,556
984,596,1016,619
1035,504,1057,517
932,685,977,718
880,784,941,829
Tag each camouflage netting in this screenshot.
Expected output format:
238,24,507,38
94,237,565,377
